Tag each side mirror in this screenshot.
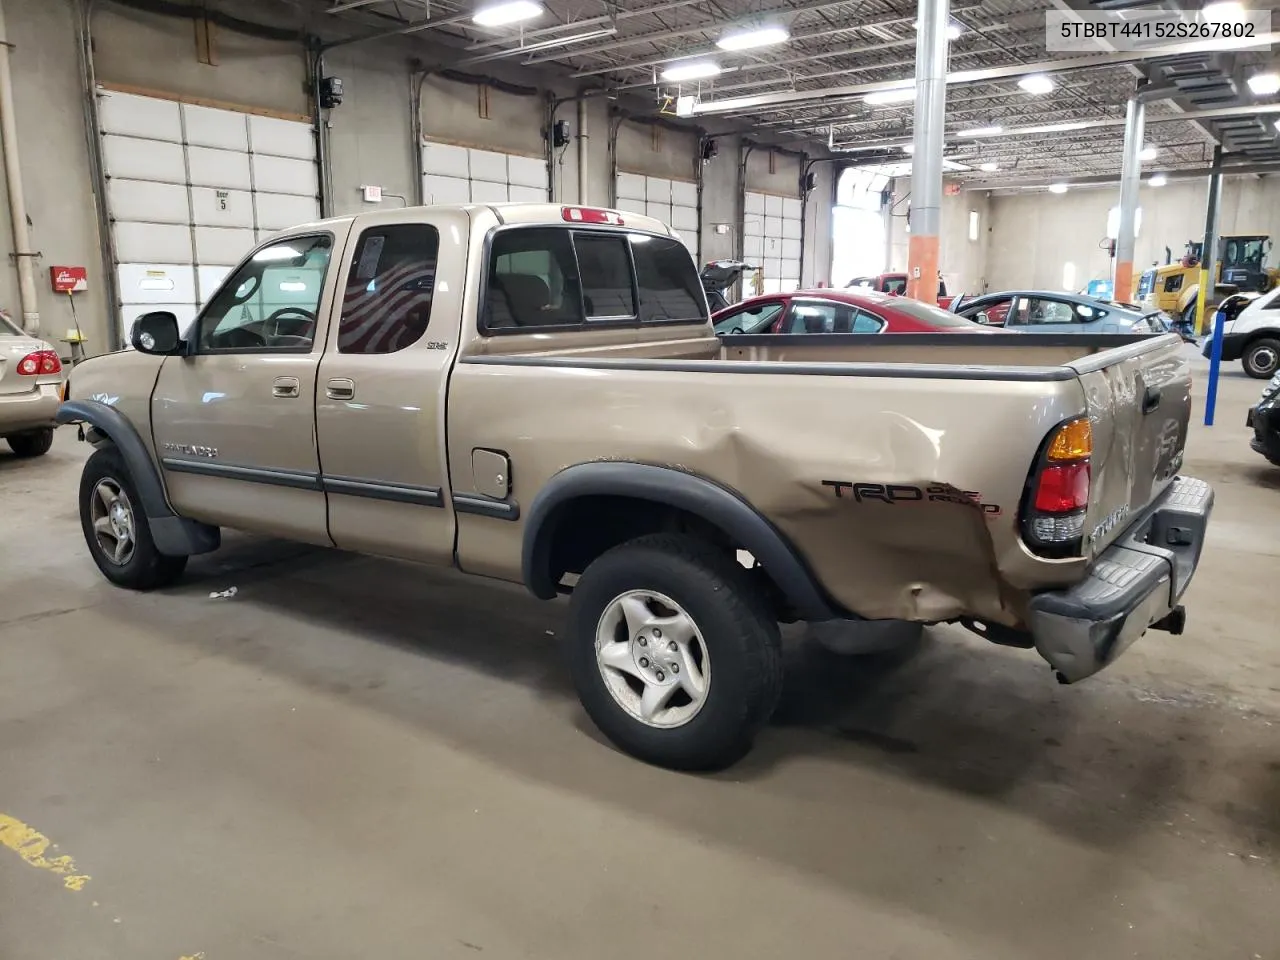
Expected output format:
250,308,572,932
975,311,990,324
131,311,182,355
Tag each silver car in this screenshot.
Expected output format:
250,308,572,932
0,310,64,457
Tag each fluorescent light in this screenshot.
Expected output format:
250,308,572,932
957,125,1003,137
864,85,916,105
1149,174,1168,187
716,24,789,51
1140,145,1159,161
1018,74,1056,95
473,0,542,26
979,161,999,172
661,60,721,82
903,143,914,154
1203,1,1245,22
913,20,964,40
1048,183,1069,194
1248,72,1280,95
675,95,695,117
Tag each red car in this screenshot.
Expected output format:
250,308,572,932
712,289,989,336
847,272,959,310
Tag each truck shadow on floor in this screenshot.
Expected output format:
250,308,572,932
169,532,1280,858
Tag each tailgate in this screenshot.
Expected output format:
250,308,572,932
1070,334,1191,557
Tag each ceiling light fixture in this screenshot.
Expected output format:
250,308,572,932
661,60,722,82
903,143,914,153
1149,174,1168,187
957,125,1003,137
1140,145,1159,161
1048,183,1069,194
716,24,790,51
1202,1,1245,22
1018,74,1056,95
863,85,916,105
979,162,999,172
472,0,543,27
913,20,964,40
1248,71,1280,95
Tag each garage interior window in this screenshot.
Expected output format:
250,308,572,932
340,224,440,354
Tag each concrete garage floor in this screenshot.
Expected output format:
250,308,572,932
2,351,1278,960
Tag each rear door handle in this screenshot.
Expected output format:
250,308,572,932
327,378,355,401
272,376,300,399
1142,385,1162,415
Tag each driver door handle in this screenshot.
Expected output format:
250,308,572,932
272,376,300,399
327,378,355,401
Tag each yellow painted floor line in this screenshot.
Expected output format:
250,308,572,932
0,812,90,890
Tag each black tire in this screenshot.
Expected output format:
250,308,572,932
566,533,782,771
6,427,54,457
79,446,188,590
1243,338,1280,379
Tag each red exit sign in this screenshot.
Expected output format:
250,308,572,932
50,265,88,293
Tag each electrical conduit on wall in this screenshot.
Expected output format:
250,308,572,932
0,0,40,333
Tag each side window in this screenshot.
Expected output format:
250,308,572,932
784,301,846,333
339,224,439,354
852,309,885,333
983,298,1014,325
196,235,332,353
485,228,583,330
575,234,636,320
630,235,706,323
883,277,907,296
1022,298,1077,325
713,301,784,335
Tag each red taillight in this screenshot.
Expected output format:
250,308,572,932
1022,418,1093,557
16,350,61,376
561,206,625,225
1033,463,1091,513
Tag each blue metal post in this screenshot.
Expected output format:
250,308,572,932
1201,149,1224,427
1205,304,1225,426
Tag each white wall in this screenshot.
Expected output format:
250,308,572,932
887,177,990,296
985,176,1280,292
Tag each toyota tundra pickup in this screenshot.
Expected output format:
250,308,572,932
58,203,1213,770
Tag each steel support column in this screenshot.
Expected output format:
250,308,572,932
1114,97,1145,302
906,0,949,304
1195,146,1224,338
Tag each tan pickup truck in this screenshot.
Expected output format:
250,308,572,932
58,203,1213,770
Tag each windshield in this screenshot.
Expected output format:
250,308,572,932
0,311,22,337
886,297,986,328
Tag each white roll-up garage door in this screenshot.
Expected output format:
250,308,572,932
743,191,803,294
614,172,699,259
421,140,548,205
98,87,320,344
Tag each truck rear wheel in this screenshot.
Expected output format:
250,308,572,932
79,446,188,590
1243,338,1280,379
565,533,782,770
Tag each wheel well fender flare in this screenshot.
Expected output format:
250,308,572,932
521,461,840,621
55,400,220,557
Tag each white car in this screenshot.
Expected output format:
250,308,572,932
0,310,64,457
1206,288,1280,379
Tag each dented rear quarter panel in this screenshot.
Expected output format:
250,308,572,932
445,357,1092,628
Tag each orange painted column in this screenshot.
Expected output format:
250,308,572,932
1114,260,1134,302
906,235,940,305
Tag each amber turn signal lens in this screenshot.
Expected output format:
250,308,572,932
1047,418,1092,461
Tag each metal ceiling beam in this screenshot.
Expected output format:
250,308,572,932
966,161,1280,191
461,0,706,52
688,32,1280,116
521,0,859,65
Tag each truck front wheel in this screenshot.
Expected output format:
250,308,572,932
1243,338,1280,379
79,446,188,590
566,534,782,770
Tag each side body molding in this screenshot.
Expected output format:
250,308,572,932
56,400,220,557
521,461,840,621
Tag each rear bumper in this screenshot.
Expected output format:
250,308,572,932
1026,476,1213,683
0,384,60,435
1248,399,1280,463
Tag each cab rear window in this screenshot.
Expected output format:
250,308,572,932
482,227,706,332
